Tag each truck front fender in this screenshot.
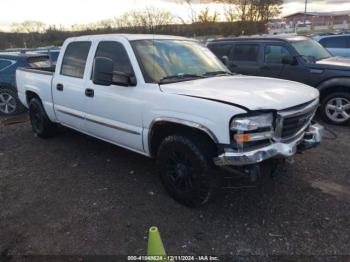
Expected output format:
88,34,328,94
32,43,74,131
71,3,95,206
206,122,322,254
146,117,220,157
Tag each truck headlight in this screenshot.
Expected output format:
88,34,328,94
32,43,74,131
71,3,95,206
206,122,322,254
230,113,274,131
230,113,274,143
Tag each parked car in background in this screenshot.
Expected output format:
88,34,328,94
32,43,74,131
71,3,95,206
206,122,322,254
207,36,350,125
16,34,322,207
5,46,61,65
312,33,350,57
33,47,60,65
0,52,52,115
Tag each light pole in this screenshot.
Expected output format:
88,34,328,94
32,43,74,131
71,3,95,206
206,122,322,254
304,0,308,24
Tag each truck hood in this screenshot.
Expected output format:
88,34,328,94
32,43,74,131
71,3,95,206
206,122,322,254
160,75,319,111
313,56,350,71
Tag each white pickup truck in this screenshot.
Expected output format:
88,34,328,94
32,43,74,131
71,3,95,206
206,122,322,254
16,34,323,207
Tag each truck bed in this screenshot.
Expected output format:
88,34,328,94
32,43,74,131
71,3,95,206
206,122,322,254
18,66,55,75
16,67,56,121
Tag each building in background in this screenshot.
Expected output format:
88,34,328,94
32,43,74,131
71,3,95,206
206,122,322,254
283,11,350,31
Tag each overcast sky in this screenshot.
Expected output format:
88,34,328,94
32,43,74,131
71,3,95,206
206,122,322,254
1,0,350,31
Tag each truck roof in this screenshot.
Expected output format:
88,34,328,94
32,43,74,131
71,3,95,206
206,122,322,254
67,34,189,42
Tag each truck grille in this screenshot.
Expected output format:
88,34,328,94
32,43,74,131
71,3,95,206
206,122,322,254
281,110,315,139
276,99,318,140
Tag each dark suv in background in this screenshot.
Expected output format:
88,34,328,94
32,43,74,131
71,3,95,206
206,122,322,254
207,36,350,125
0,52,51,115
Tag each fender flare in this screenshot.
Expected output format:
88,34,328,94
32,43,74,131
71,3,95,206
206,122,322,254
317,77,350,96
147,117,219,155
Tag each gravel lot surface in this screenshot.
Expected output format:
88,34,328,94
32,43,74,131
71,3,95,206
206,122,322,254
0,114,349,259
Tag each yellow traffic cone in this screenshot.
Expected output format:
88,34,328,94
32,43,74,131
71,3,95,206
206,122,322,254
147,226,167,262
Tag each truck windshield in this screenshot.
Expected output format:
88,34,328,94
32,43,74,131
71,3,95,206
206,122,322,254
131,39,230,83
291,39,331,62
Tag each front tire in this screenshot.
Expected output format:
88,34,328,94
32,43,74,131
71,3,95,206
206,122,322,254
156,135,216,208
321,92,350,125
29,98,56,138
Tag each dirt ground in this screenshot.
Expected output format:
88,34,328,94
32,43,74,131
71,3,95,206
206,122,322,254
0,114,350,260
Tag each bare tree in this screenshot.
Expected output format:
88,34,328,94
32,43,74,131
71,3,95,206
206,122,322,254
197,7,220,23
176,0,200,23
11,21,46,33
113,7,174,31
223,4,238,22
217,0,282,22
67,8,174,32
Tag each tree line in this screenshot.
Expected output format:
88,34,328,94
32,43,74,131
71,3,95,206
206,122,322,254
0,1,283,49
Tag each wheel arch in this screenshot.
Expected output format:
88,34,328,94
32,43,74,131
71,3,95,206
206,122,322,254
317,77,350,101
148,117,219,158
25,90,41,105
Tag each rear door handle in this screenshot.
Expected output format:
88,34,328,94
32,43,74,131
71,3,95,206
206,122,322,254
56,83,64,91
85,88,94,98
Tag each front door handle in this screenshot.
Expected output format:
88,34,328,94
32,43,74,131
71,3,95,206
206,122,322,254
56,83,64,91
85,88,94,98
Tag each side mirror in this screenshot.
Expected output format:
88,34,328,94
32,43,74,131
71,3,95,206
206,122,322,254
93,57,113,86
93,57,137,86
282,55,297,65
112,71,137,87
221,55,229,66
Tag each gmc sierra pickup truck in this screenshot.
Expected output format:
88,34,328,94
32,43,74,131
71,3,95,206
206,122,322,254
16,34,323,207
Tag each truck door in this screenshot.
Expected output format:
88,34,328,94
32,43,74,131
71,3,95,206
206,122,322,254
261,43,309,84
52,41,92,131
228,43,261,75
84,40,143,152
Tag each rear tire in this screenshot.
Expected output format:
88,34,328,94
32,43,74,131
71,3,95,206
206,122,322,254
156,135,217,208
29,98,56,138
320,92,350,125
0,88,26,116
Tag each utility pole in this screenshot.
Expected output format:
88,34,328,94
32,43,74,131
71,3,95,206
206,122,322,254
304,0,308,24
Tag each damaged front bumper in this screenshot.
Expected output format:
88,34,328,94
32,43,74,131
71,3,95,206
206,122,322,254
214,122,324,167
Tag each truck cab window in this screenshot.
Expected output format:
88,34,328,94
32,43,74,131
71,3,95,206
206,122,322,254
265,45,290,64
231,44,259,62
94,41,134,76
61,41,91,78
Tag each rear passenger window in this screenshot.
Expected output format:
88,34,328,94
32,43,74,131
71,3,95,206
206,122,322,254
61,42,91,78
265,45,290,64
231,44,259,62
0,59,13,71
94,41,134,75
320,37,347,48
208,44,232,58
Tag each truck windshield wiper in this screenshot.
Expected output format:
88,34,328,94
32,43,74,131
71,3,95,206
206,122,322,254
203,71,232,77
159,74,205,84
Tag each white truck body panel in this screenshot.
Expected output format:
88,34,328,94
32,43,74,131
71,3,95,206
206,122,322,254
161,75,319,111
16,34,320,158
16,69,56,121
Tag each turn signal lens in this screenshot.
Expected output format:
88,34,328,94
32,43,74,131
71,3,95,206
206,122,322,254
234,134,250,142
